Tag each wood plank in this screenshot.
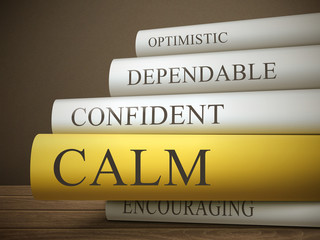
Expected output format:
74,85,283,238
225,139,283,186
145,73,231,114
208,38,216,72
0,228,319,240
0,210,107,229
0,196,105,210
0,185,318,240
0,186,31,196
0,210,219,229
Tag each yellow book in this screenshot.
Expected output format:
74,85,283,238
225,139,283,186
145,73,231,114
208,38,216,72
31,134,320,200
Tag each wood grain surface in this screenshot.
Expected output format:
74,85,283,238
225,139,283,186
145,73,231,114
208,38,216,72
0,186,319,240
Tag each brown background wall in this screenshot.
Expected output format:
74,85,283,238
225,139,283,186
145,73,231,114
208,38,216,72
1,0,319,185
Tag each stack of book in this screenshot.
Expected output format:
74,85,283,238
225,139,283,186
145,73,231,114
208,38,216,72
30,13,320,227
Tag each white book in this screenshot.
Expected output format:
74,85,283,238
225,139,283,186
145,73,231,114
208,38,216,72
135,13,320,56
51,89,320,134
105,201,320,227
109,45,320,97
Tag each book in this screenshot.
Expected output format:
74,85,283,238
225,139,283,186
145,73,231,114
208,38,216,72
109,45,320,96
135,13,320,56
105,201,320,227
51,89,320,134
30,134,320,200
30,13,320,226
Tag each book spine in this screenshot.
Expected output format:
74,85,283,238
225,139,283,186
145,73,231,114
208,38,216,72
105,201,320,227
52,89,320,134
109,45,320,97
30,134,320,200
135,13,320,56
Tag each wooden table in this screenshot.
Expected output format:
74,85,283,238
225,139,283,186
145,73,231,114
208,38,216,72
0,186,319,240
